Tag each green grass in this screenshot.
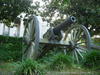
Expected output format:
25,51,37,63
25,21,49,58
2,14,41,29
15,59,45,75
47,54,73,71
82,50,100,70
0,62,19,72
0,58,100,75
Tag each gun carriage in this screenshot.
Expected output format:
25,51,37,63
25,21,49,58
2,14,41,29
23,15,91,63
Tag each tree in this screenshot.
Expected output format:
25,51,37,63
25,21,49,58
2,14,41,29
41,0,100,35
66,0,100,35
0,0,32,26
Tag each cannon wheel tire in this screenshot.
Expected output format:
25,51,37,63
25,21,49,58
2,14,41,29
64,25,91,63
22,16,40,59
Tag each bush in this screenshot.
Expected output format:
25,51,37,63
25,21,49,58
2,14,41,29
0,35,22,61
0,35,22,43
38,49,74,71
15,59,45,75
48,54,73,71
82,50,100,70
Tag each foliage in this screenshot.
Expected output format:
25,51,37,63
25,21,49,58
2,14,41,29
15,59,45,75
41,0,100,35
0,62,20,71
38,47,100,71
38,49,73,71
0,0,32,25
66,0,100,35
48,54,73,71
0,35,22,61
82,50,100,70
38,48,64,63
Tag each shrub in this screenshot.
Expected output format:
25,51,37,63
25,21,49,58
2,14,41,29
48,54,73,71
15,59,45,75
82,50,100,70
0,35,22,61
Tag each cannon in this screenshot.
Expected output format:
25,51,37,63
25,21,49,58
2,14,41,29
23,15,91,63
43,16,76,41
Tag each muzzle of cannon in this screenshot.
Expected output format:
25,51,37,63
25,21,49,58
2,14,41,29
43,16,76,41
53,16,76,35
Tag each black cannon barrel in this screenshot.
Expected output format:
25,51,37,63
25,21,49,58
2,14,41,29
53,16,76,35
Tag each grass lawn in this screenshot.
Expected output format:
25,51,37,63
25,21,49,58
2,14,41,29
0,61,100,75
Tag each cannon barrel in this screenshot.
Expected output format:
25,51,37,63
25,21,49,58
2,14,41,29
53,16,76,35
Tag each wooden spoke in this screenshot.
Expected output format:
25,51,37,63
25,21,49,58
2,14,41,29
75,28,82,42
74,50,79,64
77,41,86,45
73,28,78,41
77,46,88,51
75,48,84,59
77,48,87,53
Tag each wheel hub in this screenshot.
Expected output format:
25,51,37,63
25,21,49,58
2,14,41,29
69,41,76,50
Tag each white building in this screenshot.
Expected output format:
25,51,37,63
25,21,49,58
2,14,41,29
0,20,24,37
0,16,48,38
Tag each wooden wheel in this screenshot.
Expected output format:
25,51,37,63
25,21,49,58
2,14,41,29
64,25,91,63
23,15,40,59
